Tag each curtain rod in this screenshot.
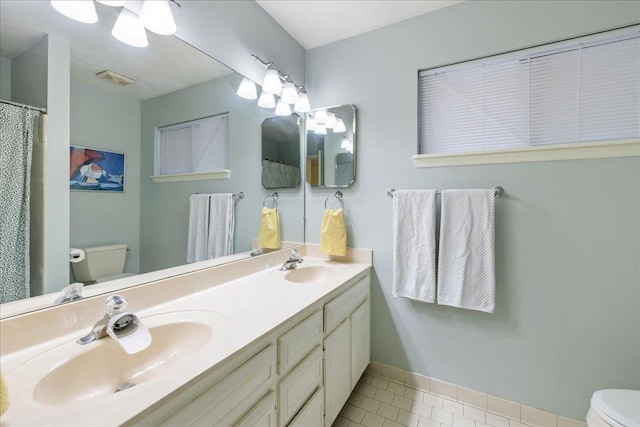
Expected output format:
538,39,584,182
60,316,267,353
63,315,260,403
0,99,47,114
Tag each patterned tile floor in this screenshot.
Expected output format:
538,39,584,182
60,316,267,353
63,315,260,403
333,373,533,427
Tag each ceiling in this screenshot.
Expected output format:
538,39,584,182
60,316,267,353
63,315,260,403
255,0,463,50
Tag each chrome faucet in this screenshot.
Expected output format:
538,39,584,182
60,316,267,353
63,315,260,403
280,249,303,271
77,295,152,354
54,282,84,305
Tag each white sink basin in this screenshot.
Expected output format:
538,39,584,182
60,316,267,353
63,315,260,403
278,262,346,284
7,311,229,407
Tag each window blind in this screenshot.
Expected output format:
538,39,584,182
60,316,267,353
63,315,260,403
156,113,229,175
418,27,640,155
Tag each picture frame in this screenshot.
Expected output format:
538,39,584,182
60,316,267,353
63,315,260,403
69,145,125,192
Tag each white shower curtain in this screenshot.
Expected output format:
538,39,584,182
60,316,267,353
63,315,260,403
0,103,39,304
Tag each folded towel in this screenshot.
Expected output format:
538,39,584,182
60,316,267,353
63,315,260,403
0,373,9,415
437,189,496,313
187,194,210,263
207,194,235,259
321,208,347,256
258,207,281,249
392,190,437,303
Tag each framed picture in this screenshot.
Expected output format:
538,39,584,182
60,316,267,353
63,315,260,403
69,145,125,192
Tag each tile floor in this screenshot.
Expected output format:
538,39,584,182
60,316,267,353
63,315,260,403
333,373,535,427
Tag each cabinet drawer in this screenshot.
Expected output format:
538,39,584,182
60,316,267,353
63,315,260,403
234,391,276,427
288,387,323,427
324,275,369,334
278,310,322,375
162,345,276,427
278,345,323,427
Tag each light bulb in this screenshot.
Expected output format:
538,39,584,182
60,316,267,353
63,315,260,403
281,81,299,104
307,116,317,131
315,124,327,135
139,0,177,35
50,1,98,24
275,99,291,116
258,92,276,108
315,109,328,124
341,137,351,150
96,1,127,6
112,8,149,48
294,92,311,113
325,112,337,129
333,117,346,133
262,68,283,95
237,77,257,99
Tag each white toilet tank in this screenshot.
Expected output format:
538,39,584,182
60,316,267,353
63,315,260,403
71,244,128,283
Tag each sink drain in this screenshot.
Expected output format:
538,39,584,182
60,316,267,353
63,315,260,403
115,382,136,393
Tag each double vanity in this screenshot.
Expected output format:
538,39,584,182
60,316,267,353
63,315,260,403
0,245,372,426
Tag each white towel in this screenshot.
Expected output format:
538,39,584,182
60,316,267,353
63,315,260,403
207,193,235,259
392,190,437,303
437,189,496,313
187,194,210,263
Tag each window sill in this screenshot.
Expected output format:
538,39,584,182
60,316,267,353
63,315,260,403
413,139,640,168
150,170,231,183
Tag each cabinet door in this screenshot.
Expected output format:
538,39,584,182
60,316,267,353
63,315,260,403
288,387,323,427
350,298,370,389
324,319,351,427
234,391,276,427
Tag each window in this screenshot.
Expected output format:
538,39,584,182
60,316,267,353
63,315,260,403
152,113,230,182
416,26,639,167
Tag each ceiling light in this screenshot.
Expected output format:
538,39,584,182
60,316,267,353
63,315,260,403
294,91,311,113
333,117,346,133
258,92,276,108
96,1,127,6
281,81,299,104
139,0,177,35
275,99,291,116
262,68,283,95
50,1,98,24
237,77,257,99
307,116,317,131
341,137,353,152
112,8,149,48
315,109,328,124
325,112,337,129
315,124,327,135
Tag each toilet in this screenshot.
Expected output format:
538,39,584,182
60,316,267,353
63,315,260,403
71,244,135,283
587,390,640,427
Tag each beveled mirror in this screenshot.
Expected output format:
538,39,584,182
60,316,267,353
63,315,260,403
305,104,356,188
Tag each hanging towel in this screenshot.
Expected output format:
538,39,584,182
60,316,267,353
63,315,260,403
258,207,281,249
0,372,8,415
437,189,496,313
321,208,347,256
187,194,210,263
208,194,235,259
392,190,437,303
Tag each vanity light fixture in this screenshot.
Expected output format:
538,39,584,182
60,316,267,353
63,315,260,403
50,0,98,24
341,137,353,152
258,92,276,108
275,98,292,116
237,77,258,100
314,109,328,124
262,68,284,95
139,0,177,35
333,117,346,133
112,7,149,48
315,124,327,135
281,79,299,104
294,88,311,113
325,112,337,129
307,116,317,131
96,1,126,6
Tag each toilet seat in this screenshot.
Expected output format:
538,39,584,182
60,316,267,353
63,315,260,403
589,390,640,427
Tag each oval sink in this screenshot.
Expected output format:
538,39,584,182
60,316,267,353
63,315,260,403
9,311,228,407
280,263,347,284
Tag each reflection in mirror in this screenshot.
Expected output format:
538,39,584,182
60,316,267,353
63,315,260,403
0,1,304,316
306,105,356,188
261,115,302,189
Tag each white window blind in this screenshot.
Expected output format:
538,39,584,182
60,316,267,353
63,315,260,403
418,27,640,155
156,113,229,175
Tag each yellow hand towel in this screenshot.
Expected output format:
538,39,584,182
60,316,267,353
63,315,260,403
321,208,347,256
0,373,9,416
258,207,281,249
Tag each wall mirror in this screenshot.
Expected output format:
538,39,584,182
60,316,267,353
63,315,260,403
261,114,302,189
0,1,304,317
305,104,356,188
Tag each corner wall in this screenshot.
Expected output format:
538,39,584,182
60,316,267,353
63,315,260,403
305,1,640,419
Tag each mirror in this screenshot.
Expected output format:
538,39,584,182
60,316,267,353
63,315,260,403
0,1,304,316
305,105,356,188
261,115,302,189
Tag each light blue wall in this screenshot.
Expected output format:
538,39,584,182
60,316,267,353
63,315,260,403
69,79,141,275
0,56,11,100
10,37,47,108
139,73,304,273
305,1,640,419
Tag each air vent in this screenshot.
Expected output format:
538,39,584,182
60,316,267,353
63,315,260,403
96,70,135,86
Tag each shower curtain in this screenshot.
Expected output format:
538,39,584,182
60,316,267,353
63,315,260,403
0,103,39,304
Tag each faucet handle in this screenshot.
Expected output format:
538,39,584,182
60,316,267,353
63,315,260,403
105,295,128,317
291,249,300,258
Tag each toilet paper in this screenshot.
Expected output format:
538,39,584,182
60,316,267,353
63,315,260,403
69,248,86,263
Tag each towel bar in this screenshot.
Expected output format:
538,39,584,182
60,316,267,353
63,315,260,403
387,186,504,198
